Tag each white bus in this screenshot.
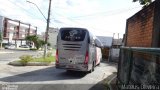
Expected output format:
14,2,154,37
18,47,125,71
56,27,102,73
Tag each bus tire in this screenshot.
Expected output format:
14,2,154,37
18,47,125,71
97,58,102,66
89,62,95,73
97,62,100,66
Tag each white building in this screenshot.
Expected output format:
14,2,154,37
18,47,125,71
39,27,59,49
0,16,37,47
48,27,59,48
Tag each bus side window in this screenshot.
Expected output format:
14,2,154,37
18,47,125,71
88,32,90,44
88,37,90,43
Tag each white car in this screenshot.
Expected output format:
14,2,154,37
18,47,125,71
4,44,16,49
19,45,30,48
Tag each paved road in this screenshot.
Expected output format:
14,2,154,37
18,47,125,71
0,49,55,64
0,62,117,90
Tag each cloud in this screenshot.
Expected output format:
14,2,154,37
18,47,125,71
0,0,47,33
66,0,74,6
0,0,142,37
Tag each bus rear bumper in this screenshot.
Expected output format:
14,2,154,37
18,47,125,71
56,63,89,71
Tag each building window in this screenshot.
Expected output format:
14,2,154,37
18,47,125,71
22,35,25,38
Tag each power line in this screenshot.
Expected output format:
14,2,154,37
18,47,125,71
49,6,139,35
54,6,141,20
49,6,141,20
27,0,47,21
53,12,121,34
7,0,47,23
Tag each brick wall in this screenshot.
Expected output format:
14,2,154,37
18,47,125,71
118,0,160,85
126,2,155,47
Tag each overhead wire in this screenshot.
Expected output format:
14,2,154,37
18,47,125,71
7,0,47,23
69,6,141,20
53,12,117,34
6,0,138,36
49,6,141,35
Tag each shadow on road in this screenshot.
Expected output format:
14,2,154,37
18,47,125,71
89,71,117,90
0,61,118,90
0,66,87,82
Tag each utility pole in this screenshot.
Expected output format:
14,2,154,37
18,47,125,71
44,0,52,58
0,31,2,49
27,0,52,58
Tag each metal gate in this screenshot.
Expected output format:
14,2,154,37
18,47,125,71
117,47,160,90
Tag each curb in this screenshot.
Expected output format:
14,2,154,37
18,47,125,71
0,52,14,54
102,72,117,90
27,62,55,66
8,61,55,66
108,75,117,90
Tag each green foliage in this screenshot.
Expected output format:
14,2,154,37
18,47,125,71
47,43,51,46
133,0,152,6
30,48,37,51
25,35,46,50
39,39,45,46
0,32,2,42
19,55,33,66
29,56,55,63
25,35,38,42
14,55,55,66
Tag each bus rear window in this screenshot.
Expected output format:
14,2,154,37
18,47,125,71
61,28,86,41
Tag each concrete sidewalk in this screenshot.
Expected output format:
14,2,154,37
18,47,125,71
0,51,14,54
102,72,117,90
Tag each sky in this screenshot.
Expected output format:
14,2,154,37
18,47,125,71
0,0,143,38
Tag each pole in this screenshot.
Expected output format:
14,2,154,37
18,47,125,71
0,31,2,49
44,0,52,58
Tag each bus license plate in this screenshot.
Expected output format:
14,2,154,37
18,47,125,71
67,65,74,68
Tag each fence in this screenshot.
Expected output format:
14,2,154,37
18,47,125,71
117,47,160,89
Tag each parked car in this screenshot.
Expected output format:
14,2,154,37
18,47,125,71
19,45,30,48
4,44,16,49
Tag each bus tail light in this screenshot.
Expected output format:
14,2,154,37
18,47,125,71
84,51,89,64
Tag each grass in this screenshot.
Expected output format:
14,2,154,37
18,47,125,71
9,54,55,66
30,56,55,63
30,48,37,51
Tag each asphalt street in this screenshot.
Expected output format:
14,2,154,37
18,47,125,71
0,49,55,64
0,62,117,90
0,49,117,90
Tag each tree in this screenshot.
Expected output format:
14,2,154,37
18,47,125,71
25,35,40,49
133,0,152,6
25,35,47,50
39,39,45,46
25,35,38,43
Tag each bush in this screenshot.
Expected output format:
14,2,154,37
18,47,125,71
30,48,37,51
47,52,52,57
19,55,33,66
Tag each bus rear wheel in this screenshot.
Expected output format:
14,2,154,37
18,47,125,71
89,62,95,73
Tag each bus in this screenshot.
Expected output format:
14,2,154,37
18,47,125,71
56,27,102,73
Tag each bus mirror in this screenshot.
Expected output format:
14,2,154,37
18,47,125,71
95,39,103,47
